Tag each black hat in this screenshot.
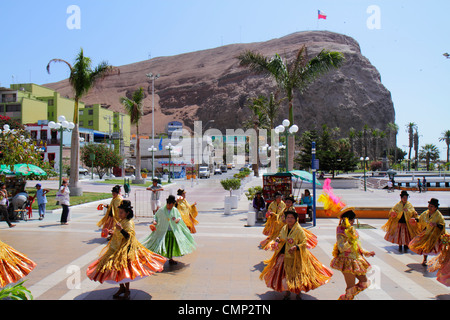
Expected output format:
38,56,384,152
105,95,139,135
285,195,296,203
112,185,121,193
118,200,133,211
167,195,177,204
400,190,409,198
428,198,440,208
177,189,185,196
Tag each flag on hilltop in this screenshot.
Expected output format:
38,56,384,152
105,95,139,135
318,10,327,20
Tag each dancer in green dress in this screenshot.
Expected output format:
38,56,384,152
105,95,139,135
142,195,196,265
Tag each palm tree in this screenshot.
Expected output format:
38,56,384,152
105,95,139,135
386,122,399,165
439,130,450,169
47,48,118,195
406,122,417,171
120,87,145,180
419,144,440,171
238,46,344,170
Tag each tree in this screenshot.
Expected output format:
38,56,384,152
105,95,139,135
419,144,440,171
120,87,145,180
238,46,344,170
47,48,118,195
406,122,417,171
81,143,123,179
386,122,399,166
439,130,450,170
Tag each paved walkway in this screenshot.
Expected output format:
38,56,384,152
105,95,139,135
1,172,448,300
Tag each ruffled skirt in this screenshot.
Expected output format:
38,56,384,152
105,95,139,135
261,253,333,294
409,230,442,256
86,246,166,284
384,223,413,246
330,255,371,276
0,241,36,288
428,248,450,286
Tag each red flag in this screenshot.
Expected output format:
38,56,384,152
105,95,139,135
318,10,327,20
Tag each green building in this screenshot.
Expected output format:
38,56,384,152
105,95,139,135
0,83,130,150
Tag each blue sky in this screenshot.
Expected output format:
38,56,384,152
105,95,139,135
1,0,449,160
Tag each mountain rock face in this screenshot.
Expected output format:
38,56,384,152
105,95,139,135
45,31,395,138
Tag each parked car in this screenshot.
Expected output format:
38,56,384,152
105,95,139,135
214,168,222,175
220,165,228,173
199,166,211,178
79,166,89,176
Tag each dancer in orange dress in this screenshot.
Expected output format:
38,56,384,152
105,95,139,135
0,239,36,288
260,192,285,247
330,209,375,300
260,210,333,300
87,200,166,299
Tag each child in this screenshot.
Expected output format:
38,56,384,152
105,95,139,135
330,209,375,300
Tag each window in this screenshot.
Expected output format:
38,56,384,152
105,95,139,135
47,99,54,106
88,110,94,115
88,120,93,126
79,121,84,127
6,104,21,112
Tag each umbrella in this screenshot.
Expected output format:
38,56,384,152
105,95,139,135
1,164,47,176
289,170,322,186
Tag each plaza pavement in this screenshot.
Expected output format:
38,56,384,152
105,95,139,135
0,171,448,300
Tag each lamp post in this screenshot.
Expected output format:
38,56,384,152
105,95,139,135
275,119,299,172
165,143,173,183
360,156,370,191
148,146,157,180
146,73,160,179
48,116,75,187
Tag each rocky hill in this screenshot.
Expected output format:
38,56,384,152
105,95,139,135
44,31,395,137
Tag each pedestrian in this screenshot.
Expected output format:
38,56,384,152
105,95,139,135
330,209,375,300
97,185,123,239
176,189,199,234
33,183,49,220
57,179,70,225
417,179,422,193
252,191,266,221
260,210,333,300
382,190,419,252
0,238,36,287
142,195,196,265
87,200,166,300
428,231,450,286
409,198,446,266
0,182,15,228
146,179,164,215
301,189,313,217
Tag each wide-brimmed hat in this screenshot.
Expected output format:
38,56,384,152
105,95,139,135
400,190,409,198
118,200,133,211
111,185,121,193
428,198,440,208
284,195,296,203
177,189,185,196
167,195,177,204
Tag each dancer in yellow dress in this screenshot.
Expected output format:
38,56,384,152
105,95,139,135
176,189,199,234
409,198,446,266
330,209,375,300
260,192,285,247
262,195,317,250
87,200,166,299
0,239,36,288
382,190,419,252
260,210,333,300
97,185,123,238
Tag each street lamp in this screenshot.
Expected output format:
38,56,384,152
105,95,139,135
48,116,75,187
146,72,160,179
360,156,370,191
165,143,173,183
148,145,157,180
275,119,298,172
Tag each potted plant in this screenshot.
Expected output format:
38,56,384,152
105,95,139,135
220,178,241,213
141,168,149,179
